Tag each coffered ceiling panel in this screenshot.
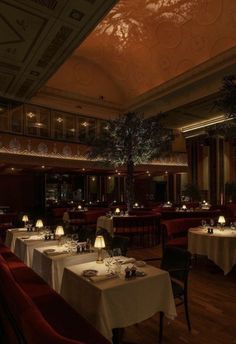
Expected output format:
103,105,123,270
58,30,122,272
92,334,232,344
0,0,117,101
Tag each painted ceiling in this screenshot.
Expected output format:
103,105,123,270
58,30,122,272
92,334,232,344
46,0,236,107
0,0,117,101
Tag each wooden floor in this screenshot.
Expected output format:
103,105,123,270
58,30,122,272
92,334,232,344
121,246,236,344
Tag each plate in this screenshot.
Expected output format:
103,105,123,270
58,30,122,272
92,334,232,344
135,260,146,267
20,236,30,240
82,269,98,277
44,249,55,254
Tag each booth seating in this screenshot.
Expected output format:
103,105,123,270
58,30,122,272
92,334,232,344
0,242,109,344
113,214,160,247
161,217,213,251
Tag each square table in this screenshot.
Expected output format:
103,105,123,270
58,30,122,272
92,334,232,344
61,259,176,342
32,245,98,293
5,228,36,251
14,235,58,267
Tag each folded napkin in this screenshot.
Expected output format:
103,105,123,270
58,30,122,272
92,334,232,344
90,273,118,283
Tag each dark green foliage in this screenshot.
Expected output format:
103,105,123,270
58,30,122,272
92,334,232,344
182,183,201,201
86,112,174,210
215,75,236,119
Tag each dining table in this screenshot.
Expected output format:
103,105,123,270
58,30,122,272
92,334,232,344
14,235,58,267
60,258,177,342
188,227,236,274
5,228,36,251
32,245,98,293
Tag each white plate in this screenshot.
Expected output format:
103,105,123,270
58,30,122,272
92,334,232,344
135,260,146,267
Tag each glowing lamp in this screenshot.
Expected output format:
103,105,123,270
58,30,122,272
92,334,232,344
94,235,106,263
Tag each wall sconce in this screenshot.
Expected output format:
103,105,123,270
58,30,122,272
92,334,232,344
94,235,106,263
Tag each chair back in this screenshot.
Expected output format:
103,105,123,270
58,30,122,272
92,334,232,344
161,247,191,283
110,235,129,256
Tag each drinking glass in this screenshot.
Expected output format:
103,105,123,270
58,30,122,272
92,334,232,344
210,219,214,227
201,219,206,228
104,257,113,273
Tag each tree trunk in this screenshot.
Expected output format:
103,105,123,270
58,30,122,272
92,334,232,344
126,160,134,213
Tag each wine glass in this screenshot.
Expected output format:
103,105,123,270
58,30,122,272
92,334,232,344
104,257,113,273
201,219,206,228
210,218,214,227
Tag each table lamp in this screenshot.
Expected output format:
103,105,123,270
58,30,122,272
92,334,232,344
115,207,121,215
55,225,64,245
134,202,139,208
22,215,29,227
218,215,226,230
94,235,106,263
35,219,44,231
78,205,82,210
182,204,187,211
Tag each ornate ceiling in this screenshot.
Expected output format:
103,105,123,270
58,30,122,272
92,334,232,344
0,0,117,101
41,0,236,125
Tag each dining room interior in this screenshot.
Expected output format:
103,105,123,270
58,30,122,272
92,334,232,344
0,1,236,344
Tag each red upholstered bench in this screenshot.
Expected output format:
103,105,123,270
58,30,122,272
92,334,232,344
161,217,211,251
0,243,109,344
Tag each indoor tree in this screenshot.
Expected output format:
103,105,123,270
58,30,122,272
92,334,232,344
216,75,236,119
86,112,174,212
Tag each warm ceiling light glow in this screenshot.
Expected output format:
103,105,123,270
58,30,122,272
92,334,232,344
56,117,63,123
26,112,35,118
81,121,89,127
181,115,233,133
35,122,44,128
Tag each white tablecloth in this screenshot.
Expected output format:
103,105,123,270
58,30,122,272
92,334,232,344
32,245,97,293
61,260,176,341
5,228,29,251
188,227,236,274
14,236,58,266
97,216,113,235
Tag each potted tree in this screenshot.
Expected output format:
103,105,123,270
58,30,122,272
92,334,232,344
86,112,174,213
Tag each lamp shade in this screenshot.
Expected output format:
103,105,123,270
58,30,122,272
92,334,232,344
94,235,105,249
218,216,226,225
115,207,120,215
22,215,29,222
55,226,64,236
35,219,44,228
182,204,187,210
78,205,82,210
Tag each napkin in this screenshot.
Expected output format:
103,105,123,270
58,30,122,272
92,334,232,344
89,273,118,283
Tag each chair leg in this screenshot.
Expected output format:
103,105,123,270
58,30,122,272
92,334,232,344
184,292,191,331
159,311,164,343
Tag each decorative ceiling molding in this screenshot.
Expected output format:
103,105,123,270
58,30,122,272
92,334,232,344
0,0,118,101
31,86,122,119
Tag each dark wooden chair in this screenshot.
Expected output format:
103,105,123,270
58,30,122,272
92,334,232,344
159,247,192,342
